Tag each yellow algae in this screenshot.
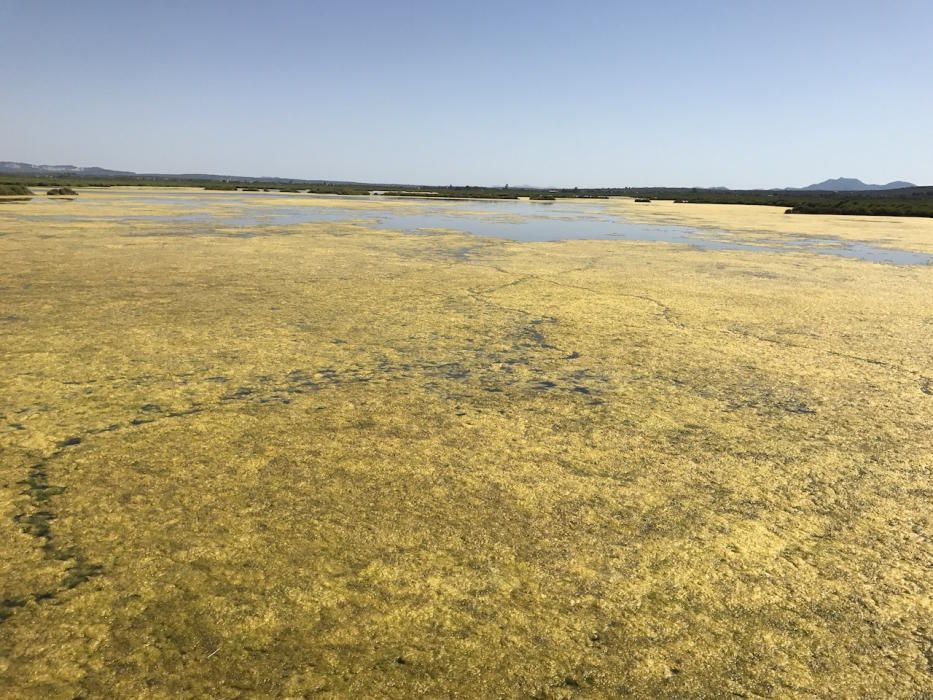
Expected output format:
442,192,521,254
1,189,931,697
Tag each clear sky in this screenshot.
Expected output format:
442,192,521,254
2,0,931,188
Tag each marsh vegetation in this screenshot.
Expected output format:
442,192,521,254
3,175,932,216
0,183,33,196
1,189,931,697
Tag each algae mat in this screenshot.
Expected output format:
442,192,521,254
1,194,931,698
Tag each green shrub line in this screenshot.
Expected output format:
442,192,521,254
0,183,34,196
1,176,930,217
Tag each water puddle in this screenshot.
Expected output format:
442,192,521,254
7,191,931,265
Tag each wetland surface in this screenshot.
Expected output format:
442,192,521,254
1,188,932,697
10,188,933,265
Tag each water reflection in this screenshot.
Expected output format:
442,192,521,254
11,190,932,265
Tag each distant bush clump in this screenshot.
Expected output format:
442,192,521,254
785,199,933,218
2,175,931,217
612,186,933,218
47,187,78,196
0,184,34,196
634,198,651,203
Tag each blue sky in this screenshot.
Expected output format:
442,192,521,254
2,0,931,187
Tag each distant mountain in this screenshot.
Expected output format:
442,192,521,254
1,162,921,194
0,161,136,177
0,161,381,186
799,177,915,192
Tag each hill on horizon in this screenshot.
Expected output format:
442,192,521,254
0,161,136,178
799,177,916,191
0,161,349,185
0,161,923,193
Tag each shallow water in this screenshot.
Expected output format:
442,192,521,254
15,190,933,265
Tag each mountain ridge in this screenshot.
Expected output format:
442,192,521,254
0,162,922,192
0,161,358,185
798,177,915,191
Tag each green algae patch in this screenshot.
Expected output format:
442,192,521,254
1,191,931,697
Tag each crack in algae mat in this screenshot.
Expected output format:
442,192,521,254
1,190,932,698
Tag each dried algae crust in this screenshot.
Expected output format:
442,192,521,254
1,191,931,698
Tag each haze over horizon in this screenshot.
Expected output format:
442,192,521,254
2,0,931,189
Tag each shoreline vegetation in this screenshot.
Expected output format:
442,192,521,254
0,183,34,196
2,175,932,217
